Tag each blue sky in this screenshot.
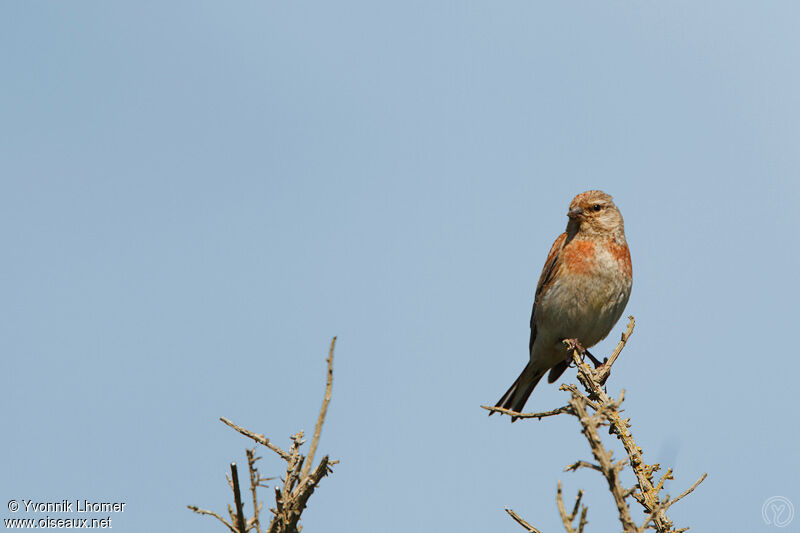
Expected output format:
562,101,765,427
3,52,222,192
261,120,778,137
2,2,799,532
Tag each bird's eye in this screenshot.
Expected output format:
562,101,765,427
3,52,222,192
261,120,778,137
592,204,603,212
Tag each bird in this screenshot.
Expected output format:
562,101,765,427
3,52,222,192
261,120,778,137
494,190,632,420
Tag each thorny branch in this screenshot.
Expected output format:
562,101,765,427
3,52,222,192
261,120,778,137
481,404,574,419
189,338,339,533
491,317,707,533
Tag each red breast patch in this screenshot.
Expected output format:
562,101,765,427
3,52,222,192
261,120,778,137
562,240,596,275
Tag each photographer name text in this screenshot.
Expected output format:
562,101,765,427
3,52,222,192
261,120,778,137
17,500,125,514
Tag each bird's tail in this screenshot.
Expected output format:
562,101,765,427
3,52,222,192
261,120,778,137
493,362,545,422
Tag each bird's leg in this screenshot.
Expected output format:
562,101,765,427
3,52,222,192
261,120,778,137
584,349,607,369
563,339,607,369
585,349,611,385
563,340,606,368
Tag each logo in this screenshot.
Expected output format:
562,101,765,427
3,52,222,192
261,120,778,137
762,496,794,528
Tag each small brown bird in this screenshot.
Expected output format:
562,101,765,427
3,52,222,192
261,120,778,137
495,190,632,418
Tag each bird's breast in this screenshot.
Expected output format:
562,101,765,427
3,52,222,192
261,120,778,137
535,238,632,350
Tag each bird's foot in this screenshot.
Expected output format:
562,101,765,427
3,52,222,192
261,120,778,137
562,338,586,365
562,339,607,370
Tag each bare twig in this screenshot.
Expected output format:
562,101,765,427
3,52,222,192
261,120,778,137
666,473,707,511
482,404,574,419
192,339,338,533
595,316,635,384
187,506,237,533
505,507,543,533
220,418,291,462
283,432,305,495
557,384,601,411
567,486,583,521
246,449,263,533
230,463,247,533
556,481,589,533
565,460,602,473
301,336,335,480
654,467,673,495
577,506,588,533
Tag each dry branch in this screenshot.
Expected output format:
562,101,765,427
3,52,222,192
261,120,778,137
230,463,247,533
219,417,291,462
301,337,335,480
556,481,588,533
246,448,267,533
505,507,543,533
187,505,237,533
492,317,707,533
594,315,635,385
669,472,707,509
481,404,574,419
190,338,339,533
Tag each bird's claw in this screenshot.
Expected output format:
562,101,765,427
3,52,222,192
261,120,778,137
562,340,608,371
562,338,585,365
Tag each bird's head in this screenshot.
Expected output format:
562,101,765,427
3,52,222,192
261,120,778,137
566,190,625,238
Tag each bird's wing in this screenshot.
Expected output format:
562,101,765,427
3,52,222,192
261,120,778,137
529,232,567,354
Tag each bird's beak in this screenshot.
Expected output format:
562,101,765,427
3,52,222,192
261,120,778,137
567,207,584,219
